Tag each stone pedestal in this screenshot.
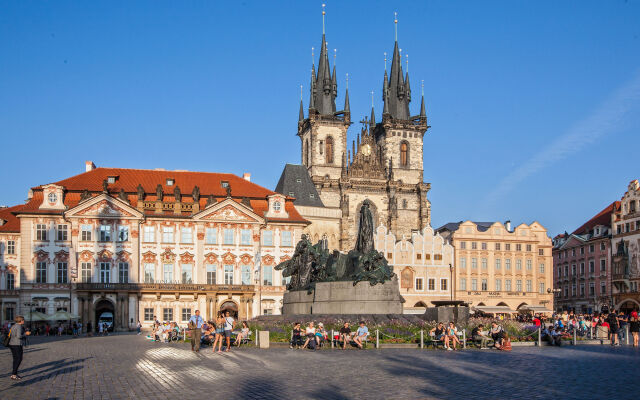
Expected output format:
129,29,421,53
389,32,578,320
282,278,403,315
423,306,470,325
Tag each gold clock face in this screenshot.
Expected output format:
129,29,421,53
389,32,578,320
362,144,371,156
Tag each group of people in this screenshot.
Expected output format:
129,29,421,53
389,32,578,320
186,310,250,353
150,321,181,342
290,321,370,350
547,310,640,347
433,321,512,351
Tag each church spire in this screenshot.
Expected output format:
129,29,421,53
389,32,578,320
370,90,376,126
344,74,350,113
310,5,337,116
383,13,411,120
420,80,426,118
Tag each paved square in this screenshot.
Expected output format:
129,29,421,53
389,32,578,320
1,334,639,399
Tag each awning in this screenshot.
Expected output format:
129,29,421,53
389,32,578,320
48,311,80,320
473,306,514,314
24,311,48,321
519,305,553,313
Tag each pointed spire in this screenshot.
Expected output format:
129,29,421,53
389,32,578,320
370,90,376,126
420,80,426,118
383,13,411,120
299,101,305,122
309,62,316,110
312,8,337,116
344,74,350,113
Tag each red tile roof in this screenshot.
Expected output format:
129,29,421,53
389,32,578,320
0,204,25,233
571,201,619,235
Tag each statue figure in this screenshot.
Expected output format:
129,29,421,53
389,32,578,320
192,185,200,203
156,184,163,201
225,185,232,198
174,186,181,203
102,179,109,193
355,200,375,254
80,189,91,202
206,194,216,207
137,184,145,201
118,189,128,202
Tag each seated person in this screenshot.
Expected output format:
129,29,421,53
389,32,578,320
430,322,449,349
302,322,317,350
290,322,303,349
490,322,505,349
315,323,328,346
339,322,352,350
234,321,250,346
471,324,491,349
447,322,461,351
550,327,562,346
353,321,369,349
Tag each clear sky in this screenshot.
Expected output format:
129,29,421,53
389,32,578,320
1,1,639,236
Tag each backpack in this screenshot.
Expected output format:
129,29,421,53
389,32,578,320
2,330,10,347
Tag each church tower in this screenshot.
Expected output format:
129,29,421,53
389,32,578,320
297,7,350,208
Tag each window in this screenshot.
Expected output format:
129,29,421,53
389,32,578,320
400,141,408,166
540,282,546,294
471,242,477,250
539,263,545,274
241,265,252,285
224,265,233,284
601,283,606,295
495,259,501,270
140,225,153,242
428,278,435,291
262,230,273,246
81,262,92,283
100,262,110,283
495,243,501,251
580,262,585,275
471,279,477,291
163,308,173,322
600,242,606,251
526,260,532,271
580,247,585,255
516,244,522,251
119,262,129,283
460,242,466,249
206,228,218,244
263,265,273,286
481,242,487,250
571,284,576,297
163,264,173,282
579,283,585,296
81,225,92,241
117,225,129,242
162,227,174,243
505,259,511,270
57,224,68,241
495,279,502,291
144,308,154,321
571,264,576,276
181,264,192,283
100,225,112,241
505,243,511,251
526,280,532,292
241,229,252,245
326,136,334,164
572,248,576,256
600,259,606,272
144,263,155,283
526,244,532,252
505,279,512,291
516,280,522,292
206,264,217,284
589,282,595,296
36,224,48,241
434,254,443,261
564,286,569,298
481,258,487,270
415,278,423,291
56,262,68,283
516,259,522,270
460,278,467,290
589,244,594,253
564,265,569,276
181,308,191,322
223,229,234,245
441,279,448,291
538,248,544,256
6,273,14,290
460,257,466,269
166,178,174,186
481,279,487,291
181,227,192,244
471,258,477,269
281,231,292,247
273,201,281,212
7,240,15,255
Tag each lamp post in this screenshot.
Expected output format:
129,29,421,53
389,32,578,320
449,264,453,301
23,301,36,331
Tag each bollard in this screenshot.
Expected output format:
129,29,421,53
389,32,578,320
537,326,541,347
590,325,593,340
256,329,259,347
183,330,186,342
420,330,424,349
331,330,334,349
573,328,577,345
463,329,466,349
376,329,379,349
626,325,630,345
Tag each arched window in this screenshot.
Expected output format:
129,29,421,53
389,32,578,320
305,139,309,166
325,137,334,164
400,141,409,167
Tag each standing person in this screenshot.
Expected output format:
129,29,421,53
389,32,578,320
98,322,104,336
137,320,142,335
618,312,628,344
8,316,30,381
607,312,620,346
629,311,639,347
213,312,225,353
339,322,352,350
223,311,235,352
188,310,204,352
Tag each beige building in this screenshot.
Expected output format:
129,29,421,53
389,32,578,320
375,225,454,311
436,221,553,312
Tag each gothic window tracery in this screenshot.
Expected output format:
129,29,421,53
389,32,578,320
326,136,334,164
400,141,409,167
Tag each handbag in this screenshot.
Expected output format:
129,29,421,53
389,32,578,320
2,330,10,347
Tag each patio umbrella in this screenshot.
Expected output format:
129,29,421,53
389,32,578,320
24,311,48,321
49,311,80,320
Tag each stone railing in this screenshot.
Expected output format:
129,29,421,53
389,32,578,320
75,282,255,292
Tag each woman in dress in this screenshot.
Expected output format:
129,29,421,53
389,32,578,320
212,312,225,353
629,311,639,347
234,321,250,346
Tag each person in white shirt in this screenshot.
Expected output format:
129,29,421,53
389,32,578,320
223,311,235,352
302,322,316,349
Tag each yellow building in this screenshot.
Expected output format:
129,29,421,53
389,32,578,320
436,221,553,313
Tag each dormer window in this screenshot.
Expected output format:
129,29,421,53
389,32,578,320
221,181,229,188
166,178,175,186
48,192,58,204
107,176,117,184
273,201,281,212
288,192,295,197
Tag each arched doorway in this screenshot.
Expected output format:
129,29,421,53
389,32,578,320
496,302,508,307
219,301,238,319
618,300,640,314
94,299,115,332
414,301,427,308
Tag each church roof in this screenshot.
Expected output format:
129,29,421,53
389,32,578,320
275,164,324,207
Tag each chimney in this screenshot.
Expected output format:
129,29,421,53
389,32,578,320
243,173,251,182
504,220,512,232
85,161,96,172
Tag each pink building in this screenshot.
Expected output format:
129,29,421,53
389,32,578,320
552,202,618,313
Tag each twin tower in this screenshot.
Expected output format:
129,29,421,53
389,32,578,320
290,14,431,251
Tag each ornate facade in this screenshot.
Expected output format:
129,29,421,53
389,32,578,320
0,164,307,329
279,18,431,252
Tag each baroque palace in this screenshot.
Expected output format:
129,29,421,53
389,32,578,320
0,164,307,330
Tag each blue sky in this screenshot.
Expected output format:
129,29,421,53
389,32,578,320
1,1,639,236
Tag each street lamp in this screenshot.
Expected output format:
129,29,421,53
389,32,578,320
449,264,453,301
23,301,37,330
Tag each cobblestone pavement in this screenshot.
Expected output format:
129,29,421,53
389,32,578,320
1,334,639,400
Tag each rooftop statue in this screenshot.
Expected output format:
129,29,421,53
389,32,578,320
276,200,395,291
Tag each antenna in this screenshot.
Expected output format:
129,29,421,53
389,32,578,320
394,11,398,42
322,4,326,35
